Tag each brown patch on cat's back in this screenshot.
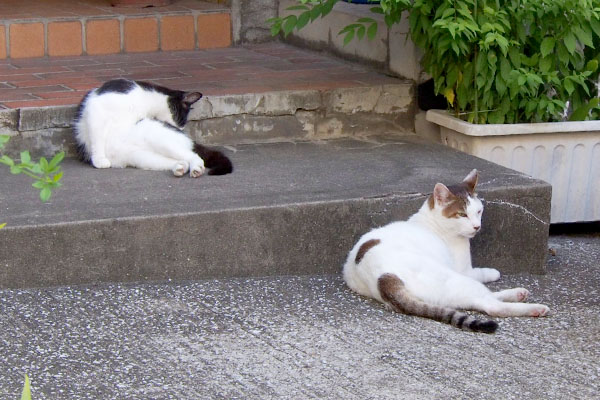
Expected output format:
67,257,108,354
355,239,381,264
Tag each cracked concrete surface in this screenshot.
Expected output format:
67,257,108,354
0,233,598,399
0,137,551,288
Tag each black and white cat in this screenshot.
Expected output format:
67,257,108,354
73,78,232,176
343,170,549,334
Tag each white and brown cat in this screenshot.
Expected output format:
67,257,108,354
343,170,549,334
73,78,232,176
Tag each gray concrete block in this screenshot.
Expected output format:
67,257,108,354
18,105,76,132
231,0,279,44
415,110,441,142
389,23,421,81
0,109,18,134
0,137,550,288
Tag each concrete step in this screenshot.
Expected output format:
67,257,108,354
0,234,597,398
0,136,551,288
0,0,231,60
0,42,413,155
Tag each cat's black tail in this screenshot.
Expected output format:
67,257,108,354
378,273,498,334
193,143,233,176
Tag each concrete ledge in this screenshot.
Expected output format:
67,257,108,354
0,83,414,157
0,137,551,288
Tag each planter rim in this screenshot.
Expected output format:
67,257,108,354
426,109,600,137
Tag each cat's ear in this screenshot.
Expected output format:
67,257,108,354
183,92,202,105
433,183,455,206
462,169,478,194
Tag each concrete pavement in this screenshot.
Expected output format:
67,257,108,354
0,233,598,399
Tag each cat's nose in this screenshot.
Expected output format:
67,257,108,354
473,225,481,231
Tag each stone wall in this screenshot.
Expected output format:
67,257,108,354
231,0,280,44
278,0,422,82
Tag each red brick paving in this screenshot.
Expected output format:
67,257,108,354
0,43,404,109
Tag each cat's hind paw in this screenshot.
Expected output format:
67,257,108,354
92,156,111,169
529,304,550,317
494,288,529,302
172,161,189,177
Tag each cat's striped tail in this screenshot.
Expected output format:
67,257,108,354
378,273,498,334
193,143,233,175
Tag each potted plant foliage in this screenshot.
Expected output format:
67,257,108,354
269,0,600,223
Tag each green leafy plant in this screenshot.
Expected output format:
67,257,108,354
0,135,64,203
270,0,600,124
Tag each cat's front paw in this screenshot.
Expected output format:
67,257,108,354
475,267,501,283
91,156,111,169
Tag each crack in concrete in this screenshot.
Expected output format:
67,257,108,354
484,200,549,225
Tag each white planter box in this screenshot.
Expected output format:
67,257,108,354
426,110,600,223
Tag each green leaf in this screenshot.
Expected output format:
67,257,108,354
564,32,577,54
270,20,282,36
569,98,599,121
586,60,598,72
508,47,520,67
40,187,52,202
446,66,458,88
500,56,511,81
384,14,395,28
0,222,6,229
10,165,21,174
0,135,9,148
495,76,507,96
282,15,298,37
310,5,322,21
343,29,355,46
49,151,65,170
367,23,378,40
32,180,45,189
30,164,42,174
357,25,365,40
53,171,64,183
557,43,570,64
539,57,552,73
564,78,575,95
0,155,14,166
39,156,49,173
540,37,555,58
297,11,311,30
21,375,31,400
321,0,336,17
590,17,600,38
574,26,594,48
20,151,31,164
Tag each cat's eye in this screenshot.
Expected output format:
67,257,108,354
457,212,467,217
